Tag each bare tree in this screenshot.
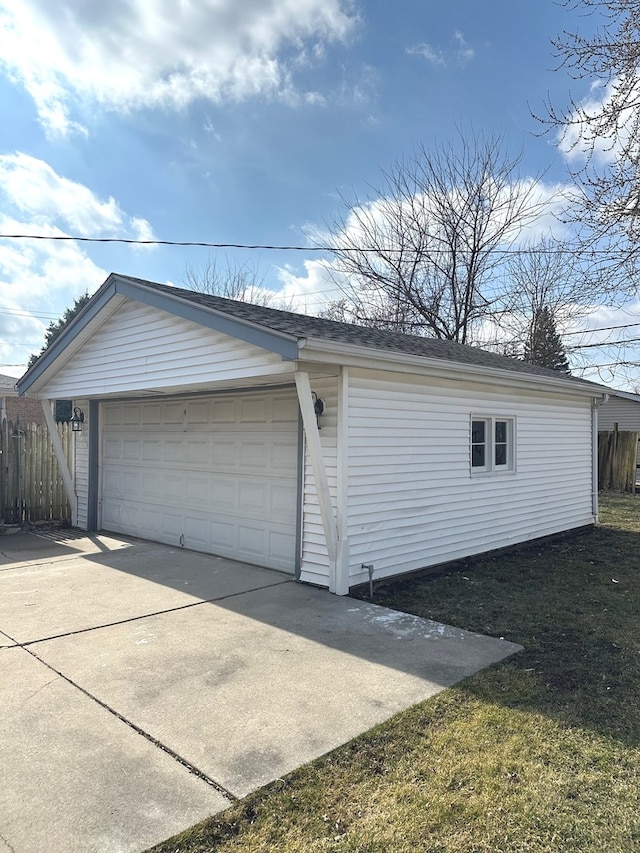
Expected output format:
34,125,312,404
480,237,597,355
320,130,549,344
542,0,640,280
184,258,295,309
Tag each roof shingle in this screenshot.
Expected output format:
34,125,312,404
121,275,600,387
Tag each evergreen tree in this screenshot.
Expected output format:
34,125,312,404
28,292,91,367
523,307,571,373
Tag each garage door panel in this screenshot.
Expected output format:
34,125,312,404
185,477,209,506
238,481,267,514
240,398,267,422
269,530,296,563
103,438,121,460
237,525,266,560
123,439,140,460
101,392,298,572
270,484,296,517
239,442,267,470
142,440,162,461
123,471,139,495
211,477,237,510
142,403,162,425
271,441,297,472
123,404,140,425
212,399,236,422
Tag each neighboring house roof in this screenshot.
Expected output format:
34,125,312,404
0,373,18,396
18,272,606,396
605,388,640,404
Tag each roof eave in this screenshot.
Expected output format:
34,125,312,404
298,337,608,397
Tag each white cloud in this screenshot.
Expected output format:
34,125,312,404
273,258,344,314
0,153,155,240
557,78,639,168
0,153,157,373
407,30,475,68
452,31,475,63
406,43,446,67
0,0,357,135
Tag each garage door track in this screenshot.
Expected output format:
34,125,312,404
0,530,521,853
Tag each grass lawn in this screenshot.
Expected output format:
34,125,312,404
149,492,640,853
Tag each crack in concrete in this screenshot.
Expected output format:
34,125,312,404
4,631,238,805
0,830,16,853
10,577,293,648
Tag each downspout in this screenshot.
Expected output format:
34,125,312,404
592,394,609,518
294,370,339,593
41,400,78,526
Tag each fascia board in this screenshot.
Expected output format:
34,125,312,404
18,273,300,395
298,338,608,400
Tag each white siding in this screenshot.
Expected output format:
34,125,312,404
598,396,640,468
74,398,89,529
346,369,594,586
599,396,640,431
299,376,339,586
40,299,292,398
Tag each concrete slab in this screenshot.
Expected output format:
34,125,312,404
0,529,133,566
0,531,522,852
35,582,521,798
0,533,289,644
0,646,229,853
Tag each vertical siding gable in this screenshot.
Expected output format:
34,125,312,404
38,299,292,398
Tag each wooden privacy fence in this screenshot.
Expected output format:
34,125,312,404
0,420,72,524
598,429,639,493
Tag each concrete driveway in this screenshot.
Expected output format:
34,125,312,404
0,529,521,853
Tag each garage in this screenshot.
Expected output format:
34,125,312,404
100,389,300,572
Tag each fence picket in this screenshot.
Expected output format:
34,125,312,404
598,429,639,493
0,419,72,524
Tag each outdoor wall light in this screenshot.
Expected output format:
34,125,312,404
312,392,325,429
71,407,85,432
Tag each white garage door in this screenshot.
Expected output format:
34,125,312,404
100,391,299,572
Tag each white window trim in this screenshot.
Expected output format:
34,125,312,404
470,415,516,475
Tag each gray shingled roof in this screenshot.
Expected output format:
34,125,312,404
122,275,600,388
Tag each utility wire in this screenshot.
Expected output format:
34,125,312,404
0,231,639,256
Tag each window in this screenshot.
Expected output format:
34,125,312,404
471,416,515,473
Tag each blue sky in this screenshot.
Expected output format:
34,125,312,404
1,0,634,386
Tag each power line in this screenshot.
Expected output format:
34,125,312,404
562,321,640,337
0,231,639,256
0,234,329,251
0,307,60,320
567,337,640,350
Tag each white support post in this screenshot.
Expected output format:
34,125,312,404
41,400,77,526
335,366,350,596
294,371,338,593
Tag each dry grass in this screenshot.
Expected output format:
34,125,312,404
149,492,640,853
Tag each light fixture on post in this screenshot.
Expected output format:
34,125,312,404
312,392,324,429
70,406,85,433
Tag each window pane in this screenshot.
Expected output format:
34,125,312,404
472,445,485,467
495,420,507,443
495,443,507,466
471,421,485,443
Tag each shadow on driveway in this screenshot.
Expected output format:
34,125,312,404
0,529,521,853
